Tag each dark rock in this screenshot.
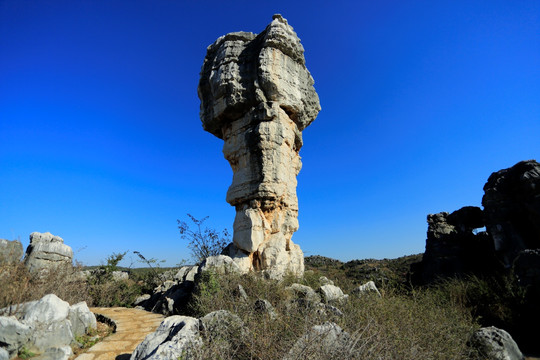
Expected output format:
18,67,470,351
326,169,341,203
482,160,540,268
418,207,501,283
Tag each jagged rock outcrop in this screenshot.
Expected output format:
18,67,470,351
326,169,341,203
418,206,501,283
23,232,73,273
198,14,320,279
482,160,540,268
0,239,23,265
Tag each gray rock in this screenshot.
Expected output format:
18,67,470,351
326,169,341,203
470,327,524,360
111,271,129,281
200,310,246,340
68,302,97,337
0,347,8,360
317,284,347,304
29,319,73,355
23,232,73,273
319,276,334,286
33,346,73,360
254,299,277,319
198,14,320,279
21,294,70,325
197,255,241,276
130,315,201,360
284,322,351,360
0,239,23,265
513,249,540,287
134,294,151,307
285,283,321,303
0,316,31,357
351,281,382,298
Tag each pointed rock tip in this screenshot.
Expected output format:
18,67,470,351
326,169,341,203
272,14,287,24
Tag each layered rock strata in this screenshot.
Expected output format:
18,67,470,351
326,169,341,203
198,14,320,278
23,232,73,273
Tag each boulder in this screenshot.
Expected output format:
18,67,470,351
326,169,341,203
23,232,73,273
284,322,351,360
0,294,96,357
285,283,321,303
130,315,201,360
469,327,524,360
0,316,31,357
0,348,8,360
0,239,23,265
200,310,246,340
68,302,97,337
317,284,347,304
482,160,540,268
319,276,334,286
33,346,73,360
351,281,382,298
197,255,241,276
198,14,320,279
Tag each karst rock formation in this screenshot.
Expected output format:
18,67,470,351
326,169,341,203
198,14,320,279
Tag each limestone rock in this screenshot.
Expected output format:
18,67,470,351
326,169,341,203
470,327,524,360
513,249,540,287
285,283,321,303
0,239,23,265
284,322,351,360
0,316,31,357
22,294,70,325
319,276,334,286
351,281,382,298
23,232,73,273
233,284,249,302
317,284,347,304
68,302,97,337
198,14,320,279
196,255,241,276
130,315,201,360
200,310,246,340
482,160,540,268
0,347,8,360
33,346,73,360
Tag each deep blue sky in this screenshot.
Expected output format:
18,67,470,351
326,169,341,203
1,1,538,266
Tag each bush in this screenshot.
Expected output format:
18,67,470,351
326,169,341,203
178,214,230,264
0,262,91,314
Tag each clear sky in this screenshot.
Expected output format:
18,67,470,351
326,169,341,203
1,0,538,267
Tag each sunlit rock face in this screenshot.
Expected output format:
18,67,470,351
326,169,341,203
198,14,320,279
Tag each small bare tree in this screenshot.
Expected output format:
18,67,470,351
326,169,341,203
177,214,230,264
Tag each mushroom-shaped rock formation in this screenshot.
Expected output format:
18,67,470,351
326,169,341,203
198,15,320,279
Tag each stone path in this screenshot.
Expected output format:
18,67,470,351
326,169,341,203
75,307,165,360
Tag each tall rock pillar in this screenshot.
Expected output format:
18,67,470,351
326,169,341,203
198,15,320,279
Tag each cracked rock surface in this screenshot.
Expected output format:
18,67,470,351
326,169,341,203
198,14,320,279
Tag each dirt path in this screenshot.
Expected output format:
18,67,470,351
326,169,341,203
75,307,165,360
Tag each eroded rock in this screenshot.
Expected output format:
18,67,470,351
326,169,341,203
0,239,23,265
482,160,540,268
470,326,524,360
198,14,320,279
23,232,73,273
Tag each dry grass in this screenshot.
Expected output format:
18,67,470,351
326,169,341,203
0,262,91,314
188,271,480,360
